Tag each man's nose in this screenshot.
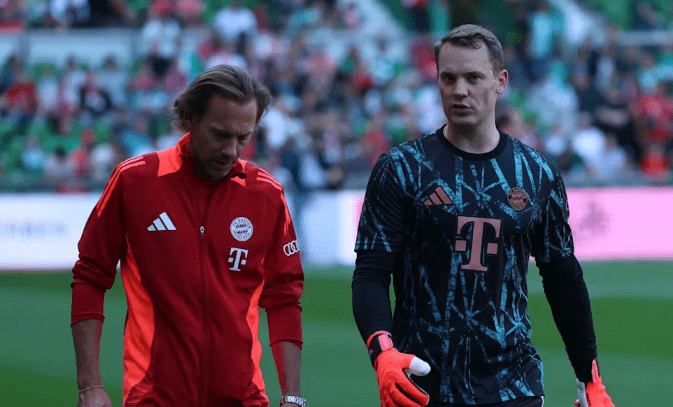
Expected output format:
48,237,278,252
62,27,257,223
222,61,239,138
454,79,468,96
221,139,238,156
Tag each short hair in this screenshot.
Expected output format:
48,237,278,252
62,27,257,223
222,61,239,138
434,24,504,74
173,64,272,132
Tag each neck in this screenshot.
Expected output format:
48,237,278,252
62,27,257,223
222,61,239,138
443,122,500,154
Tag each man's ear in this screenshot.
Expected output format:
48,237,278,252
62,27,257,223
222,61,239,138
496,69,509,94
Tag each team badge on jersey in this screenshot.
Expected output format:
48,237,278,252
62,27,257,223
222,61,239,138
230,217,253,241
507,187,529,210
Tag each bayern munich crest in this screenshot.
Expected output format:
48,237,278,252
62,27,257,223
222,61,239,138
507,187,529,210
230,217,253,241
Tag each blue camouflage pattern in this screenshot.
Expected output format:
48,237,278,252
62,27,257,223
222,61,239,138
355,128,574,404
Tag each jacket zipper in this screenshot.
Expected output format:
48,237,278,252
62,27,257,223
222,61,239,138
199,225,208,406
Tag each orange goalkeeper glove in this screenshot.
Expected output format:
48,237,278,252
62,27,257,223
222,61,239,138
574,359,615,407
367,331,431,407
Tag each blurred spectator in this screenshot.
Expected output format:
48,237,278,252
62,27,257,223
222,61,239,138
176,0,204,27
79,70,113,119
592,132,631,184
129,60,156,92
97,56,128,108
162,59,188,94
140,4,182,62
88,0,132,27
0,0,25,31
1,69,39,126
46,0,89,28
69,128,95,178
213,0,257,46
20,135,45,174
594,85,640,160
637,52,662,94
571,112,606,176
402,0,431,33
631,0,666,30
358,111,391,169
572,72,604,115
640,143,670,182
43,146,75,187
633,80,673,146
526,0,556,83
61,56,87,114
36,64,60,116
0,54,23,94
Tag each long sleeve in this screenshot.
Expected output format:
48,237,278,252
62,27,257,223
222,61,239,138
538,255,597,383
260,190,304,348
352,250,399,343
71,161,128,324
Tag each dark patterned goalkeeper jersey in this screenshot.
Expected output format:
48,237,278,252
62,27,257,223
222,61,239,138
355,127,574,404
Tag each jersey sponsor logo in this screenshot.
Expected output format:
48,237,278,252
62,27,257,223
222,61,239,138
454,216,501,271
423,186,453,206
283,240,299,256
230,217,253,241
147,212,176,231
507,187,529,210
228,247,249,271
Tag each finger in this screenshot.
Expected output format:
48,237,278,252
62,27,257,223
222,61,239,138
408,357,431,376
389,386,424,407
395,375,430,405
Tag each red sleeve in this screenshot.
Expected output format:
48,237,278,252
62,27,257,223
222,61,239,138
259,190,304,348
71,162,128,325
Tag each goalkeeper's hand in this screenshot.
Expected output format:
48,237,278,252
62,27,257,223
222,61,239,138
574,359,615,407
368,331,431,407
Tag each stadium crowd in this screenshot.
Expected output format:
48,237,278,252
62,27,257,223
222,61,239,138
0,0,672,193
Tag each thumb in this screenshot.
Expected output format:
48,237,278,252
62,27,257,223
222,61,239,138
407,356,431,376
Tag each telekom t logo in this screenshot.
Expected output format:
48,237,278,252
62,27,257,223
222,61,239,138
228,247,248,271
454,216,501,271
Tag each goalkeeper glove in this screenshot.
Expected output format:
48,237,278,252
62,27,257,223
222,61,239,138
574,359,615,407
367,331,431,407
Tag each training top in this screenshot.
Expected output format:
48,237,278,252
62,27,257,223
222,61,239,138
354,128,576,404
71,134,303,407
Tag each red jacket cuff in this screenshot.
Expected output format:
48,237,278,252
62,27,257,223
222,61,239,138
266,303,302,348
71,282,106,325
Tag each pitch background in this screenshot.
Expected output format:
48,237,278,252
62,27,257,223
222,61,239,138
1,261,671,406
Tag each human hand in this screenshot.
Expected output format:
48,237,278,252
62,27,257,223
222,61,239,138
574,360,615,407
374,348,430,407
77,386,112,407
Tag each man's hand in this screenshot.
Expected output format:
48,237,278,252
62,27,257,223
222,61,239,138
574,360,615,407
77,386,112,407
368,332,430,407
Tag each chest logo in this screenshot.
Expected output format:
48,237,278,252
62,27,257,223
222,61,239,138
230,217,253,241
423,186,453,206
507,187,529,210
147,212,176,231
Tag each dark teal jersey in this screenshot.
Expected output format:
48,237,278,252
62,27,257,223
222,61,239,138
355,127,574,404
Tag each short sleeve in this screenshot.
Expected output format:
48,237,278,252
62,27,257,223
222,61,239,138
355,154,407,253
531,166,574,262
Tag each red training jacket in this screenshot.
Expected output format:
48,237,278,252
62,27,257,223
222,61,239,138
71,134,304,407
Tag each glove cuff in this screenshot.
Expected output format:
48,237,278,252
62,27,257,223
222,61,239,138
367,331,394,366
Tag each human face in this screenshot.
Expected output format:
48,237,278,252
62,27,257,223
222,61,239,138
188,95,257,179
437,43,507,131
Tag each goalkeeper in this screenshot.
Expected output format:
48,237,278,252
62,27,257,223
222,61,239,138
352,24,615,407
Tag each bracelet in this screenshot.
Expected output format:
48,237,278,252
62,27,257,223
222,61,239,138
78,385,104,393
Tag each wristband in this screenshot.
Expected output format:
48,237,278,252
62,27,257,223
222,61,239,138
367,331,394,365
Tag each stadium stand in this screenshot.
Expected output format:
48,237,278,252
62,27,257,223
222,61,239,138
0,0,671,192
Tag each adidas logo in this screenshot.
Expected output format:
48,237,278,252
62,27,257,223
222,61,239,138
423,186,453,206
147,212,176,231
